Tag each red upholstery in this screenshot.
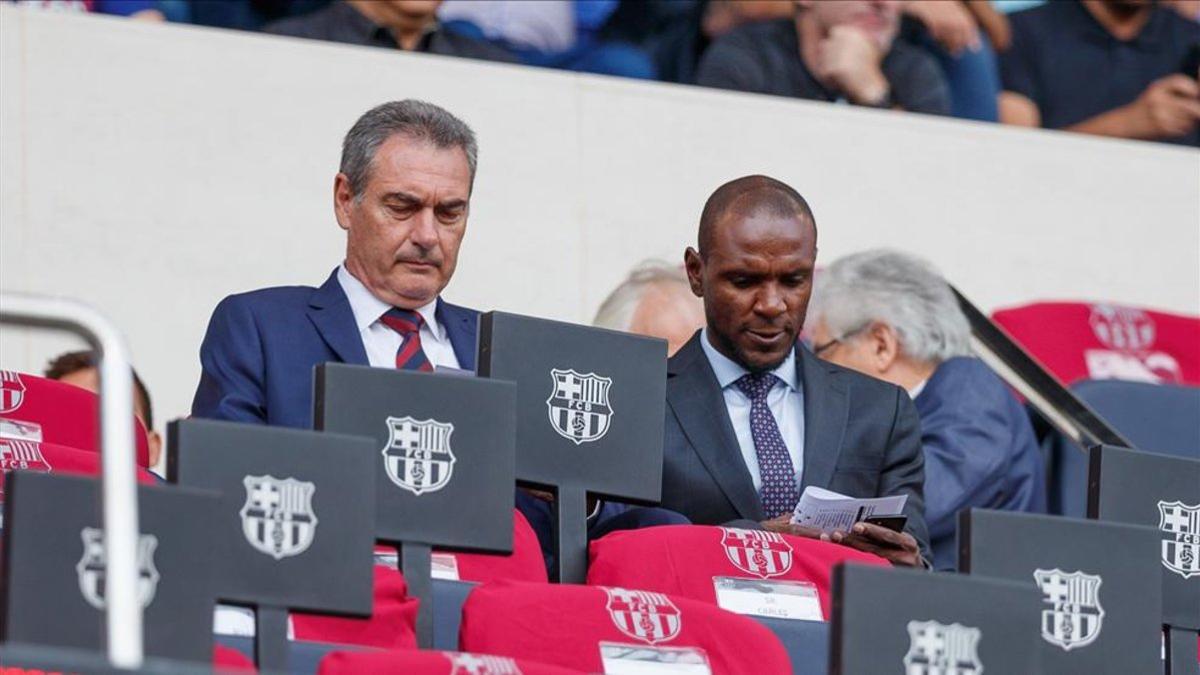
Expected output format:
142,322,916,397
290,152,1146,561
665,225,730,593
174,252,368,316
0,439,158,507
213,643,256,672
0,371,151,468
587,525,889,621
318,649,584,675
990,303,1200,386
459,580,792,675
445,509,549,584
291,565,418,649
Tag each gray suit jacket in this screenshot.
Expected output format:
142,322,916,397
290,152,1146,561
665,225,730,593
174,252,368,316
661,333,930,561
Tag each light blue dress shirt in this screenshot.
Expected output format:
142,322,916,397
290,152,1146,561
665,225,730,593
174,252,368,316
698,329,806,492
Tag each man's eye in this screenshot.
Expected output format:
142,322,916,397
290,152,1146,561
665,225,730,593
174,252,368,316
731,277,755,289
783,275,807,287
437,209,464,224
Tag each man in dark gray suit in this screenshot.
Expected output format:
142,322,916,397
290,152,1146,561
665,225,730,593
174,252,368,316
661,174,929,567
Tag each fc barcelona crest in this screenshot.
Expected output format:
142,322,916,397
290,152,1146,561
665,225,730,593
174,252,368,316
1158,500,1200,579
239,475,319,560
383,416,456,496
546,368,613,445
0,371,25,414
720,527,793,578
448,653,524,675
1033,568,1105,651
903,620,983,675
76,527,160,611
0,439,51,472
604,587,682,645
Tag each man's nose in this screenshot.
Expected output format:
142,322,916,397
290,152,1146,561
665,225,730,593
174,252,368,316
754,285,787,318
409,208,439,250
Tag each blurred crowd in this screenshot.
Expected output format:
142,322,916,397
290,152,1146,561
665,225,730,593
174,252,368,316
11,0,1200,144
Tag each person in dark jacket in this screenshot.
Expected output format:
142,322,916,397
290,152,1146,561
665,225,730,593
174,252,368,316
808,248,1046,570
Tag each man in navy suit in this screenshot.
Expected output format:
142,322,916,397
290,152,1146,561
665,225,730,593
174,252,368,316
192,99,681,572
808,249,1046,570
192,100,480,426
661,175,929,567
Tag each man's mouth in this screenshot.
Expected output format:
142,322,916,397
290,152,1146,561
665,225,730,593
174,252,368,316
745,328,788,347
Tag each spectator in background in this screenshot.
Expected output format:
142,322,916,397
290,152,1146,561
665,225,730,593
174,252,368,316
902,1,1003,121
999,0,1200,145
807,249,1046,570
593,260,705,356
264,0,516,63
651,0,794,85
697,0,950,116
9,0,163,20
437,0,655,79
186,0,330,32
44,350,163,471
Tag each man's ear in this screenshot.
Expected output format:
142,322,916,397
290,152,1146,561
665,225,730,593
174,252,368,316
869,322,901,372
684,247,705,298
333,173,354,232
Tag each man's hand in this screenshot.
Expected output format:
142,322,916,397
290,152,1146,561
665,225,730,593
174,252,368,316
761,513,825,539
816,25,890,106
1123,75,1200,139
905,0,982,55
831,522,924,568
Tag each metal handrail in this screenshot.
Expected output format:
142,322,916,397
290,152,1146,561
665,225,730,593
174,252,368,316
0,293,143,668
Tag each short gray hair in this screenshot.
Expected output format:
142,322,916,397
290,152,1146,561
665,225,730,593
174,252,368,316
810,249,971,364
340,99,478,197
594,260,692,331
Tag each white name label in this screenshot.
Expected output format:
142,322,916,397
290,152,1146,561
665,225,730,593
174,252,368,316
600,642,712,675
713,576,823,621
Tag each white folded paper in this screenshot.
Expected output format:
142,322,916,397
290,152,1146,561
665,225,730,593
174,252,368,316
789,486,906,533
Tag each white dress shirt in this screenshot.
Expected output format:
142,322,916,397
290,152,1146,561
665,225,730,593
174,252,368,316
337,264,461,370
699,328,805,492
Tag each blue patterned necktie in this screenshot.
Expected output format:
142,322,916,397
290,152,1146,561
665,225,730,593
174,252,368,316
736,372,799,519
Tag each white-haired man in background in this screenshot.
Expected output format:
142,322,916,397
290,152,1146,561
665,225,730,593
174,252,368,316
807,249,1046,570
593,260,706,355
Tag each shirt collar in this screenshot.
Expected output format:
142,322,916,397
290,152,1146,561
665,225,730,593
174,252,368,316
699,327,799,392
908,378,929,400
1071,0,1170,51
337,264,444,340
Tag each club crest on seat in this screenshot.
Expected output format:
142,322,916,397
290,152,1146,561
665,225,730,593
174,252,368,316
604,587,682,645
76,527,160,610
1158,500,1200,579
0,371,25,414
720,527,793,579
383,416,456,496
239,474,319,560
546,368,613,445
1033,568,1104,651
903,620,982,675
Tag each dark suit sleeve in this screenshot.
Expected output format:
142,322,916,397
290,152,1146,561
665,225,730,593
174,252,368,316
191,295,268,424
695,32,770,93
879,389,931,563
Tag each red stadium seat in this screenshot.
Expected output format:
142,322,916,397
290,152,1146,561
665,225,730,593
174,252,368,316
318,649,584,674
0,439,158,514
459,580,793,674
990,302,1200,387
291,565,418,649
213,643,256,672
0,371,152,468
587,525,889,621
445,509,548,584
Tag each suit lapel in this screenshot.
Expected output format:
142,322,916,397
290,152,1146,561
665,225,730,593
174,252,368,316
306,269,370,366
436,300,478,372
798,346,849,490
668,335,763,521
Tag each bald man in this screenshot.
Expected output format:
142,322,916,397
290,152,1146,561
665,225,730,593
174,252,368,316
659,175,929,567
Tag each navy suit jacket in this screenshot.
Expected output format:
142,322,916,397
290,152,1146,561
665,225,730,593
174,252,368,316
660,333,931,561
191,269,479,429
914,357,1046,570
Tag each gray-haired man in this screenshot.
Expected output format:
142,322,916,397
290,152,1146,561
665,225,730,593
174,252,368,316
193,99,482,428
807,248,1046,570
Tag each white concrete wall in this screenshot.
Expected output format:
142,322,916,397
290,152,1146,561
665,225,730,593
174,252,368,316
2,6,1198,432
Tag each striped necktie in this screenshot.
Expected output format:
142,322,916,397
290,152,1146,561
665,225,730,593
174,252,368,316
379,308,433,372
